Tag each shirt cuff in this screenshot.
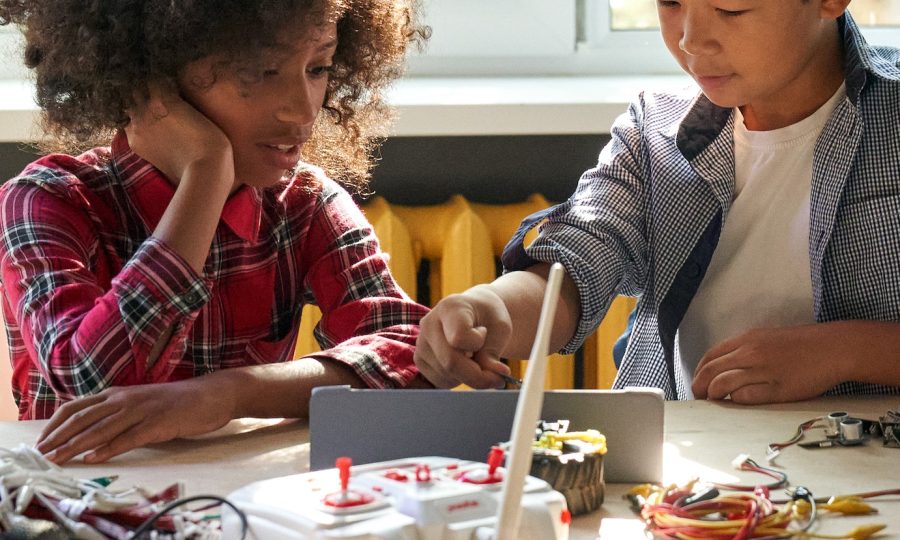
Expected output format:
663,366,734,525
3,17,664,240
116,236,212,315
112,237,213,368
309,337,419,389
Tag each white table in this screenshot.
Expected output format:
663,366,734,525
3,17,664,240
2,395,899,539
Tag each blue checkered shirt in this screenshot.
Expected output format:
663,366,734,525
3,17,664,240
503,13,900,400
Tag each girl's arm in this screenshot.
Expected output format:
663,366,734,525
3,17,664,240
0,86,234,407
125,84,235,274
292,179,430,389
33,356,363,464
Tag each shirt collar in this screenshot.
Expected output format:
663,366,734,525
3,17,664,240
838,11,900,105
111,131,263,242
674,11,886,160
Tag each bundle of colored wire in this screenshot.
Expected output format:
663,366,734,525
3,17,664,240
630,484,887,540
638,487,792,540
0,444,247,539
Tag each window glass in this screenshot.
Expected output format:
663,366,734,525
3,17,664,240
0,28,26,79
610,1,900,30
610,0,657,30
2,2,898,81
851,0,900,25
419,0,576,57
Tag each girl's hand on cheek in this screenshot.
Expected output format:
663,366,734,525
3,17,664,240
125,81,234,187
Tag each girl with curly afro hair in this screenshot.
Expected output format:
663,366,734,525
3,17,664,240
0,0,430,464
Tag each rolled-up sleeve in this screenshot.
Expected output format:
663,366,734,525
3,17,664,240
501,98,650,353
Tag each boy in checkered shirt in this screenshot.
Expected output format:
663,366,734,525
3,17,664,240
416,0,900,403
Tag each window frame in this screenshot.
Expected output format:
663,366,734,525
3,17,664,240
408,0,900,77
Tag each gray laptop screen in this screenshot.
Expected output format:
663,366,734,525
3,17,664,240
309,386,664,483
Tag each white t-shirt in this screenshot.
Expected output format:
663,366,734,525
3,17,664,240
677,84,846,397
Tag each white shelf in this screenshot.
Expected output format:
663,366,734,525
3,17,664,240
0,75,694,142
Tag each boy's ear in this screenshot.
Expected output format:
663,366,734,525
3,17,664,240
819,0,852,20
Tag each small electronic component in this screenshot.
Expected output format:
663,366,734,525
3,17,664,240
825,411,849,438
879,409,900,448
800,415,870,448
769,409,900,456
528,420,607,516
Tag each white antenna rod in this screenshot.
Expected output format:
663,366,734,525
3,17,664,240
494,263,565,540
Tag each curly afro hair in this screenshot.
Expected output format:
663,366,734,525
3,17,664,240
0,0,428,192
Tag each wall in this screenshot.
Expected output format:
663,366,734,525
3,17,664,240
1,134,612,204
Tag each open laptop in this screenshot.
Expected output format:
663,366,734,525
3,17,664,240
309,385,664,483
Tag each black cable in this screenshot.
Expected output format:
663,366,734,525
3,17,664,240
128,494,248,539
790,486,817,532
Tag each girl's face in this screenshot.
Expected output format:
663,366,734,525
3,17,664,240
658,0,848,130
179,23,338,187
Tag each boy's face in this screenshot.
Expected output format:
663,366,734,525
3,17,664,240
179,23,338,187
658,0,849,128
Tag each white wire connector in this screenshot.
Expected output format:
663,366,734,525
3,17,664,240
731,453,751,470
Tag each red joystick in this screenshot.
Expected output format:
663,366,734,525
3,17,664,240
487,446,505,480
337,456,352,491
322,456,375,508
456,446,505,485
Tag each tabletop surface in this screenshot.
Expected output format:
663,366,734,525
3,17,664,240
2,395,899,539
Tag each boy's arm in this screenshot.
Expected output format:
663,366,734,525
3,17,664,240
692,321,900,404
414,263,580,389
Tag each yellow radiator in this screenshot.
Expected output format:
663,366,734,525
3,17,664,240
294,195,636,389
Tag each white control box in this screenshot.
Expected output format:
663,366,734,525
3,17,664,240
221,456,570,540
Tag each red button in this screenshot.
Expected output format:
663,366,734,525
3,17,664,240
560,509,572,525
415,464,432,483
384,470,409,482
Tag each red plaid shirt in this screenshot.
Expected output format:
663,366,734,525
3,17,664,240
1,133,428,419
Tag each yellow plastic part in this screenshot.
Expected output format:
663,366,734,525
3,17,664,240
535,429,608,455
295,305,323,358
470,194,549,256
388,195,496,299
361,197,419,297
